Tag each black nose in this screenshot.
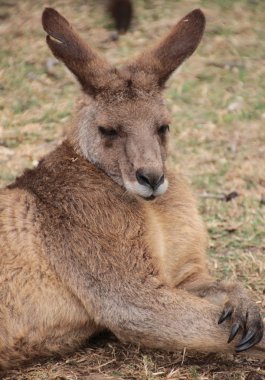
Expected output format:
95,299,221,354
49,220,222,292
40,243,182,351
136,169,164,190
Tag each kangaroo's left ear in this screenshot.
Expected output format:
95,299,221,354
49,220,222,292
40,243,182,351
127,9,206,87
42,8,118,95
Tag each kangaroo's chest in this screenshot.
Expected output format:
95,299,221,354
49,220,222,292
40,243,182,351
143,205,179,286
61,183,207,287
80,196,196,287
143,198,208,287
35,162,207,287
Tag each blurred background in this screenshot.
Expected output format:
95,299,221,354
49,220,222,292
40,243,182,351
0,1,264,379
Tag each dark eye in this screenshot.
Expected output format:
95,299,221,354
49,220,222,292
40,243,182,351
98,126,118,138
157,124,169,135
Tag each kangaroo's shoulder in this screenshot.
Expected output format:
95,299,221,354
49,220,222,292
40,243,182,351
7,141,107,196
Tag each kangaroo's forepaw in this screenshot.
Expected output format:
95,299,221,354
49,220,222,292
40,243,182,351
218,299,264,352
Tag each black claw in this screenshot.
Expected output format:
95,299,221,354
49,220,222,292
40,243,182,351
235,341,252,353
218,307,233,324
236,328,264,353
236,337,261,352
237,329,256,347
227,323,240,343
235,332,263,353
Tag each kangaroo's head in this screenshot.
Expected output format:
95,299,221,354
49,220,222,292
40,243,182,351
42,8,205,200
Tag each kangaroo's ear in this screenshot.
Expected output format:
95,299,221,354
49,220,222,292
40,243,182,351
42,8,116,95
127,9,206,87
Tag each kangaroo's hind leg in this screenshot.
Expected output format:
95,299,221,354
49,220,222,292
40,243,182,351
0,262,100,371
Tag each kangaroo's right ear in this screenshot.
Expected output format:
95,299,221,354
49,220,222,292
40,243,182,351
42,8,116,95
127,9,206,88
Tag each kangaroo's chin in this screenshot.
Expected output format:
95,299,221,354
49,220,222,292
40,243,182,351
145,195,156,201
124,179,168,199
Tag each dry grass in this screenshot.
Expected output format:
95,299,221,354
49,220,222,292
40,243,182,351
0,0,265,378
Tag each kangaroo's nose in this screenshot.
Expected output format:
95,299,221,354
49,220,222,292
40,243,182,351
136,169,164,190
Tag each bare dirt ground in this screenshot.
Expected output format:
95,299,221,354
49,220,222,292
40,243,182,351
0,0,264,379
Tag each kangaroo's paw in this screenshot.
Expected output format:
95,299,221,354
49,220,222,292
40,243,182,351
218,296,264,352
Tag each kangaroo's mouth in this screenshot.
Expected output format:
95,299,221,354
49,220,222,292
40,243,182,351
145,195,156,201
124,179,169,199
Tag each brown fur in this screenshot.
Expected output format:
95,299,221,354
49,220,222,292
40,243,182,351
0,7,264,371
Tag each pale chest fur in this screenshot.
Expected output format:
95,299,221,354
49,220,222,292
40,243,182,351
142,173,209,287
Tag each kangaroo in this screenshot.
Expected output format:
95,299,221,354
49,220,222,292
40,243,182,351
107,0,133,34
0,7,264,371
